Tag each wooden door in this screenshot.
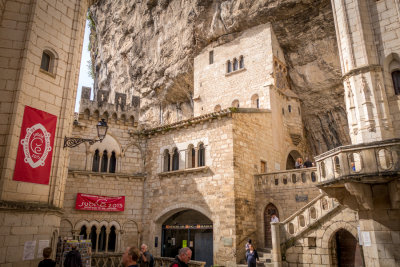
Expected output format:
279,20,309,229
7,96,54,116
264,203,279,248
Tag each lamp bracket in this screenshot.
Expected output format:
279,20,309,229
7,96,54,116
64,137,100,148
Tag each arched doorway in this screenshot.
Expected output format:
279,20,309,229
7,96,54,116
286,150,302,169
332,229,363,267
162,209,213,267
264,203,279,248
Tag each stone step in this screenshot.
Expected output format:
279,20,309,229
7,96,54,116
237,263,274,267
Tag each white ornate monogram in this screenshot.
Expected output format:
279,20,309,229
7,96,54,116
21,123,52,168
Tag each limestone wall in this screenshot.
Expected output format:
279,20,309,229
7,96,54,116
62,171,144,252
371,0,400,137
193,23,284,116
231,112,272,259
142,115,236,265
0,0,88,205
283,207,359,267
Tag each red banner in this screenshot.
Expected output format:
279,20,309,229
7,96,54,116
75,193,125,211
13,106,57,185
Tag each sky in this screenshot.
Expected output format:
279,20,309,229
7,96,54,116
74,19,94,112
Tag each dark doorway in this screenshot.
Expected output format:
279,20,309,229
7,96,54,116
264,203,279,248
334,229,363,267
286,150,301,170
161,210,213,267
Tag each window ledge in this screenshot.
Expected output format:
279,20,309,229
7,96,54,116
158,166,209,178
68,170,146,180
225,67,246,77
39,68,56,78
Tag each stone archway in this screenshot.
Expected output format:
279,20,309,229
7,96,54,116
286,150,302,169
331,229,363,267
160,209,213,267
264,203,279,248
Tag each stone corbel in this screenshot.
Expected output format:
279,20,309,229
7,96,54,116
388,180,400,209
344,182,373,210
321,187,359,210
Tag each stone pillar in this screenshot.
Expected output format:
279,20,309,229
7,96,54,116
86,152,93,171
194,148,199,168
99,152,104,172
96,229,100,253
169,152,174,171
270,222,282,267
330,0,394,144
117,230,123,252
105,228,110,253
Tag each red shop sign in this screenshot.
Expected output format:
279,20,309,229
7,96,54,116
13,106,57,185
75,193,125,212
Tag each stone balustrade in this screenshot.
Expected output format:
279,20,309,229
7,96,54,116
279,194,339,241
91,253,123,267
254,167,319,191
315,138,400,184
90,254,206,267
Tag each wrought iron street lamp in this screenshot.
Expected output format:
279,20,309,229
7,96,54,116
64,119,108,148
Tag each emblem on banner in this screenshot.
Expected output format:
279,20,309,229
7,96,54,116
21,123,52,168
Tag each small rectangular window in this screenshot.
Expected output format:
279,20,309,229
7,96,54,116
209,50,214,64
260,161,266,173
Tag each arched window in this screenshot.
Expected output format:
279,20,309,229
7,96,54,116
233,58,238,71
172,148,179,171
90,226,97,250
198,143,205,167
232,99,239,108
92,149,100,172
187,145,195,168
251,94,259,108
214,105,221,112
101,150,108,172
108,226,116,252
109,151,116,173
392,70,400,95
227,60,232,73
239,56,244,69
98,226,107,252
129,116,135,126
163,149,170,172
288,105,292,113
79,225,87,239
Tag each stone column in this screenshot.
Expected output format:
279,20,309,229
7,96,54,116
99,152,103,172
105,227,110,253
96,229,100,253
330,0,394,144
194,148,199,168
169,152,174,171
107,154,111,173
270,222,282,267
86,152,93,171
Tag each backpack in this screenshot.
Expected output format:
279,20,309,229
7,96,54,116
149,253,154,267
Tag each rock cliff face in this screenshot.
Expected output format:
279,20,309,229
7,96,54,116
89,0,351,155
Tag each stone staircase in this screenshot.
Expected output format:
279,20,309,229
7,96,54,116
237,249,274,267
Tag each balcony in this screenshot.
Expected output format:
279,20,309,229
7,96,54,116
314,138,400,210
254,167,319,191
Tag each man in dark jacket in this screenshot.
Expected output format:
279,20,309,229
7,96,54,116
169,247,192,267
38,247,56,267
64,245,82,267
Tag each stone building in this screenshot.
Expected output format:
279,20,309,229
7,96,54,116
0,1,399,267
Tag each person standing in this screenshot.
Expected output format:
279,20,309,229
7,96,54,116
139,244,154,267
245,239,252,251
246,244,259,267
122,246,140,267
169,247,192,267
303,157,313,168
38,247,56,267
271,213,279,223
64,245,82,267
